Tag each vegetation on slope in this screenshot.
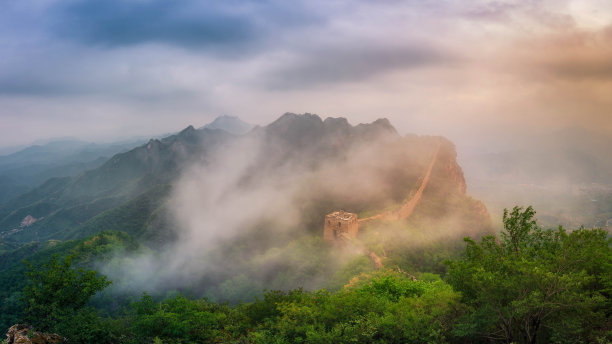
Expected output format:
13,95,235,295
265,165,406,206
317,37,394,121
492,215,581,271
1,206,609,343
0,231,141,331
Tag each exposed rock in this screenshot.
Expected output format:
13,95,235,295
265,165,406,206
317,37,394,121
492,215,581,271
20,215,37,227
6,324,63,344
435,139,467,194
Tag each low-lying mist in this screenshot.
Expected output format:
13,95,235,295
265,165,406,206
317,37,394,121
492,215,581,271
99,116,493,301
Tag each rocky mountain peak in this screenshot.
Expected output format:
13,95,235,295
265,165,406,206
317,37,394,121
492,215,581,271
179,125,196,135
201,115,253,135
322,117,351,133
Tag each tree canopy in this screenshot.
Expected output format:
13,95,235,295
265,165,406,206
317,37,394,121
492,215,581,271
4,206,610,344
22,253,111,332
447,206,611,343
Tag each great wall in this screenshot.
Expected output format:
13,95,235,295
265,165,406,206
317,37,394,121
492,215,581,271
324,142,443,269
358,142,441,225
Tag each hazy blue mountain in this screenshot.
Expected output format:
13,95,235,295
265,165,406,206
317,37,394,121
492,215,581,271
0,139,147,205
200,115,254,135
0,176,28,205
0,126,233,243
0,145,26,156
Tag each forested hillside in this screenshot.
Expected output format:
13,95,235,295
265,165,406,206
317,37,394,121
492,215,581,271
2,207,609,343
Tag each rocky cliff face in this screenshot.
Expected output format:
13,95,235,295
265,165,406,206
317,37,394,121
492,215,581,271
332,134,491,238
435,138,468,195
417,137,492,237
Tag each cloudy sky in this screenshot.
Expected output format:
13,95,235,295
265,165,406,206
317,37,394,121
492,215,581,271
1,0,611,152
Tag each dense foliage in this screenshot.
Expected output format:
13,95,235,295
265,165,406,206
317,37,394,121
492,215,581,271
15,270,462,344
0,231,140,331
22,254,110,332
2,207,610,343
447,206,611,343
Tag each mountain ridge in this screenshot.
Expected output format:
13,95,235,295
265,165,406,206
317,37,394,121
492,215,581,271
0,113,412,243
0,113,492,274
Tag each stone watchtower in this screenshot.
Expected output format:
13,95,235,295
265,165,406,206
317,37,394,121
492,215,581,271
324,210,358,243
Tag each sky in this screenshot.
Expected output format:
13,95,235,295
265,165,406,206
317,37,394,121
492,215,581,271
1,0,611,152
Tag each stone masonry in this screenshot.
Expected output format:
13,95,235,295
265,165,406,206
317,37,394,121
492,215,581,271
324,210,359,243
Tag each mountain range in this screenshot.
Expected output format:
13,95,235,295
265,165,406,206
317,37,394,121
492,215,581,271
0,113,488,244
0,139,148,205
0,113,493,330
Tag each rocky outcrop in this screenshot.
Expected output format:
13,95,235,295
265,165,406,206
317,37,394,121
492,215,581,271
20,215,37,227
6,324,63,344
436,139,467,194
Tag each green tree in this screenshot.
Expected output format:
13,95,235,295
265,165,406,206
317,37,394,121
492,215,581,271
447,206,611,344
22,253,111,332
501,205,537,255
249,270,463,343
129,293,231,343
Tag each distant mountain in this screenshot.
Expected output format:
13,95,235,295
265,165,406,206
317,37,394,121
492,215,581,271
0,176,28,206
200,115,253,135
0,125,233,243
0,145,26,156
0,139,147,205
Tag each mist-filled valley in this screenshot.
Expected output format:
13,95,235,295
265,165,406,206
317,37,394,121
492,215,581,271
0,114,491,300
0,113,609,343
